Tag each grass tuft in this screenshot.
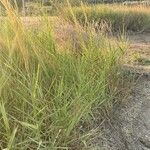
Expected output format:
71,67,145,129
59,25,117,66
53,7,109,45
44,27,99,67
0,1,129,149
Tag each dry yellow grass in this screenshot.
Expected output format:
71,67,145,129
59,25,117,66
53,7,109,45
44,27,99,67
64,4,150,32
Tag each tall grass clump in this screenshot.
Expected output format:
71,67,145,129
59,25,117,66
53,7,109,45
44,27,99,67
0,1,127,149
64,4,150,32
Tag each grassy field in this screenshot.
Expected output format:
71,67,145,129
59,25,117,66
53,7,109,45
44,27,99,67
0,1,136,150
64,4,150,32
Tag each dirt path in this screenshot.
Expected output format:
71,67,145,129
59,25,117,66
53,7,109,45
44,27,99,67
97,77,150,150
129,33,150,56
90,33,150,150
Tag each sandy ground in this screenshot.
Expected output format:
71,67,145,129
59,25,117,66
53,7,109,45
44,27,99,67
89,33,150,150
129,33,150,56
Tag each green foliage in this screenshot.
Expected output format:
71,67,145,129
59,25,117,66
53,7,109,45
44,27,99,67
0,1,127,149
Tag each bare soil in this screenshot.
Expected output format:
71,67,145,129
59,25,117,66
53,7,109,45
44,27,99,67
129,33,150,56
